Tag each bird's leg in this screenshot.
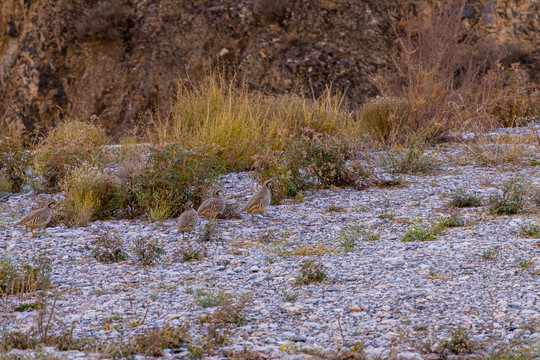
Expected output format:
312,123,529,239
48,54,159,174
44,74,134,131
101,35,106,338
251,214,255,223
31,228,35,237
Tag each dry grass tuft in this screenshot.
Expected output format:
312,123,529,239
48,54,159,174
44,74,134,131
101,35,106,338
148,71,359,171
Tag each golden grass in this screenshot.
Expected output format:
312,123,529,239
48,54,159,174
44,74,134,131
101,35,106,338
148,72,360,170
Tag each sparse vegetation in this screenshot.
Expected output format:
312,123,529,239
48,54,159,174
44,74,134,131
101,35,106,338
281,289,299,302
199,291,249,327
178,244,207,262
217,203,242,220
295,260,327,286
382,143,441,175
441,325,476,355
0,253,51,297
339,223,362,252
438,212,466,228
488,179,525,215
378,208,396,220
450,189,482,208
519,222,540,238
91,233,127,263
358,97,411,145
199,222,220,242
327,205,345,213
402,219,441,242
133,237,165,265
481,248,499,261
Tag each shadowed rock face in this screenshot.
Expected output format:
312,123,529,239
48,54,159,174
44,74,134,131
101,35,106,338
0,0,538,137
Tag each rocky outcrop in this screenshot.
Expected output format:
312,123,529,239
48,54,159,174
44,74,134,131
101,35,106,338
0,0,538,136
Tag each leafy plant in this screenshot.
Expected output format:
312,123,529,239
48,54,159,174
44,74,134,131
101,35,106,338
382,143,441,175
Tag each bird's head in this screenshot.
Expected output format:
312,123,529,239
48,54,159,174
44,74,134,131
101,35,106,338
214,189,224,197
184,201,193,209
263,178,275,188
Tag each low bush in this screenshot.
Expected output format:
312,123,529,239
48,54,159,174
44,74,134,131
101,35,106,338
63,163,126,227
519,222,540,238
135,144,222,221
488,179,525,215
441,325,476,355
295,260,327,285
200,291,249,327
0,119,30,193
34,119,108,192
450,189,482,208
91,234,127,263
133,237,165,266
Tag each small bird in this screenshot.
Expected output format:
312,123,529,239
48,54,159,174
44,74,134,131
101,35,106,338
177,201,199,240
14,201,55,236
198,189,226,221
241,179,274,223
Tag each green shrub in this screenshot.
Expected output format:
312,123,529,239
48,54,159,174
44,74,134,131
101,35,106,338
488,179,525,215
0,119,30,193
135,144,222,221
34,120,108,191
63,163,126,226
358,97,412,145
450,189,482,208
295,260,327,285
254,134,362,202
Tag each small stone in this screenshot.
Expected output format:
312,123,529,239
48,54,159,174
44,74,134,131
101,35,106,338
397,351,423,360
251,265,260,272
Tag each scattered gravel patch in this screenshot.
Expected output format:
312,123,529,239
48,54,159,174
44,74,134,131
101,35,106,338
1,159,540,358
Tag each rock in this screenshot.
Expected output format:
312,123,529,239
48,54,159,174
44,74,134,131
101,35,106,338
397,352,423,360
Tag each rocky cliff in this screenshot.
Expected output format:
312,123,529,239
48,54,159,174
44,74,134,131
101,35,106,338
0,0,538,136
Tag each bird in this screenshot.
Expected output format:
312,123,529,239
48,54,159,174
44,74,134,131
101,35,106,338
177,201,199,240
197,189,226,221
14,201,55,236
241,178,274,223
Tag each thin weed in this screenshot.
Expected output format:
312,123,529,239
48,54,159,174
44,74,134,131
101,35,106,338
441,325,477,355
382,144,441,175
281,289,299,302
481,248,499,261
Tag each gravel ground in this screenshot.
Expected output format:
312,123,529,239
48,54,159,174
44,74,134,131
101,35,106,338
1,141,540,359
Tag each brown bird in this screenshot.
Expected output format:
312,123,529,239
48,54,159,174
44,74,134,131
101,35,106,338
177,201,199,240
198,189,226,221
241,179,274,223
14,201,55,236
